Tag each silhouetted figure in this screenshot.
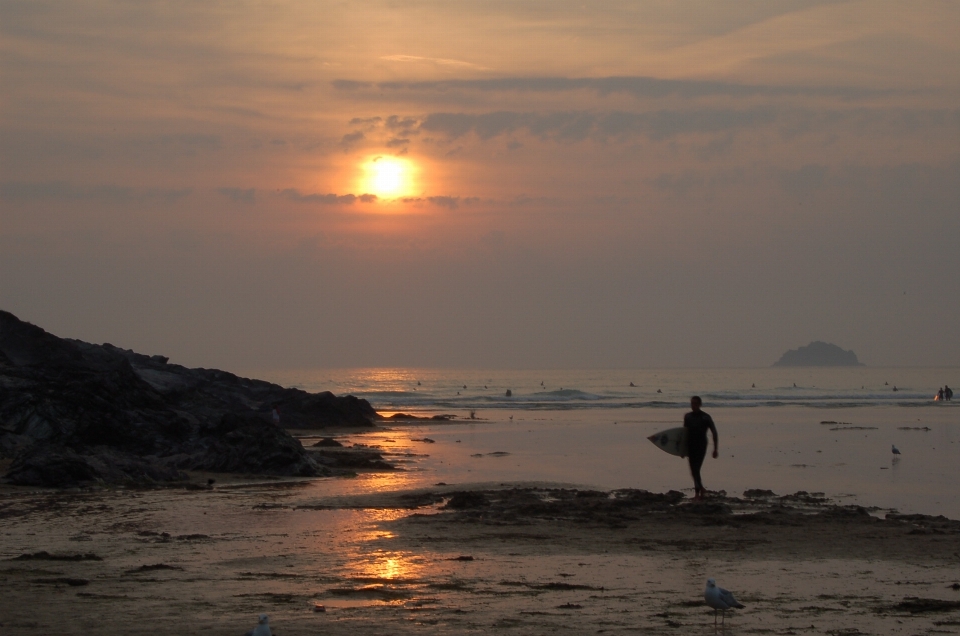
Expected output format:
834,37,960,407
938,387,945,401
892,385,898,392
946,385,953,401
751,383,755,388
684,396,718,500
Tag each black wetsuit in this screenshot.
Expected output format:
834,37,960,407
683,409,718,493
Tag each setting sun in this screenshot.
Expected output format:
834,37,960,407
362,156,418,198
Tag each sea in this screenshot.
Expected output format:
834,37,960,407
253,367,960,518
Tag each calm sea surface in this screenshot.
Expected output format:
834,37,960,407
253,368,960,518
256,367,955,411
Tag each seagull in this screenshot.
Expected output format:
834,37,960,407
245,614,272,636
892,444,901,455
704,578,744,626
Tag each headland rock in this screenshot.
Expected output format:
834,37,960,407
0,310,379,487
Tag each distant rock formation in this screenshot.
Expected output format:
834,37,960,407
773,341,864,367
0,310,379,487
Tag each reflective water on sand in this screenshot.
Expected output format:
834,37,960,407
2,480,958,635
302,405,959,518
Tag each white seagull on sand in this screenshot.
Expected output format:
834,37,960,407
704,578,745,625
245,614,272,636
892,444,901,455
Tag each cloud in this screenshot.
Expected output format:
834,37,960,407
280,189,377,204
217,187,256,203
399,195,479,209
335,75,893,100
349,116,383,127
331,80,373,90
340,130,365,147
418,108,777,141
380,55,487,70
385,115,419,132
406,106,959,143
0,181,191,204
385,137,410,148
777,160,960,202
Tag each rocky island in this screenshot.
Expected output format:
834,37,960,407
0,310,380,487
773,341,864,367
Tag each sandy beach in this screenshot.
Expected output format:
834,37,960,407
2,421,959,635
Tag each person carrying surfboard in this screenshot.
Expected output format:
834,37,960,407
684,396,718,500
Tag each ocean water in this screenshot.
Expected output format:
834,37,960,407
253,367,960,517
258,367,956,412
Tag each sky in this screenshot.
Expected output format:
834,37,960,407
1,1,958,370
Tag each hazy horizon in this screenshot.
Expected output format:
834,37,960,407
2,1,958,371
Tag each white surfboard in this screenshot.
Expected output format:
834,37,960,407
648,427,688,458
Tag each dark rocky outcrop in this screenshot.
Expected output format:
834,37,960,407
773,341,864,367
6,445,186,488
0,310,380,487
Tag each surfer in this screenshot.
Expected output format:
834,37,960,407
684,396,718,500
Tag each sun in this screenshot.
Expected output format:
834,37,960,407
361,156,417,198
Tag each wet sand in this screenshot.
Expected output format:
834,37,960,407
2,477,959,635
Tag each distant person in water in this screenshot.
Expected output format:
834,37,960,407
946,386,953,401
937,387,944,401
684,396,718,501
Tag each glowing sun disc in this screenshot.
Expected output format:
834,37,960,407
362,156,416,197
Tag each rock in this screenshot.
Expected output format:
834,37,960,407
311,448,394,470
97,341,379,428
743,489,778,498
773,341,864,367
6,445,185,487
893,597,960,613
0,310,375,487
11,552,103,561
179,413,323,477
312,437,343,447
444,491,491,509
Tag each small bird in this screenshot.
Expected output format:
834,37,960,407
704,578,744,625
892,444,901,455
246,613,272,636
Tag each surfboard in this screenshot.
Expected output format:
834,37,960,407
648,427,688,458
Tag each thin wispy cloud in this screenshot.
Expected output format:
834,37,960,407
280,190,377,205
381,55,488,70
335,75,898,100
